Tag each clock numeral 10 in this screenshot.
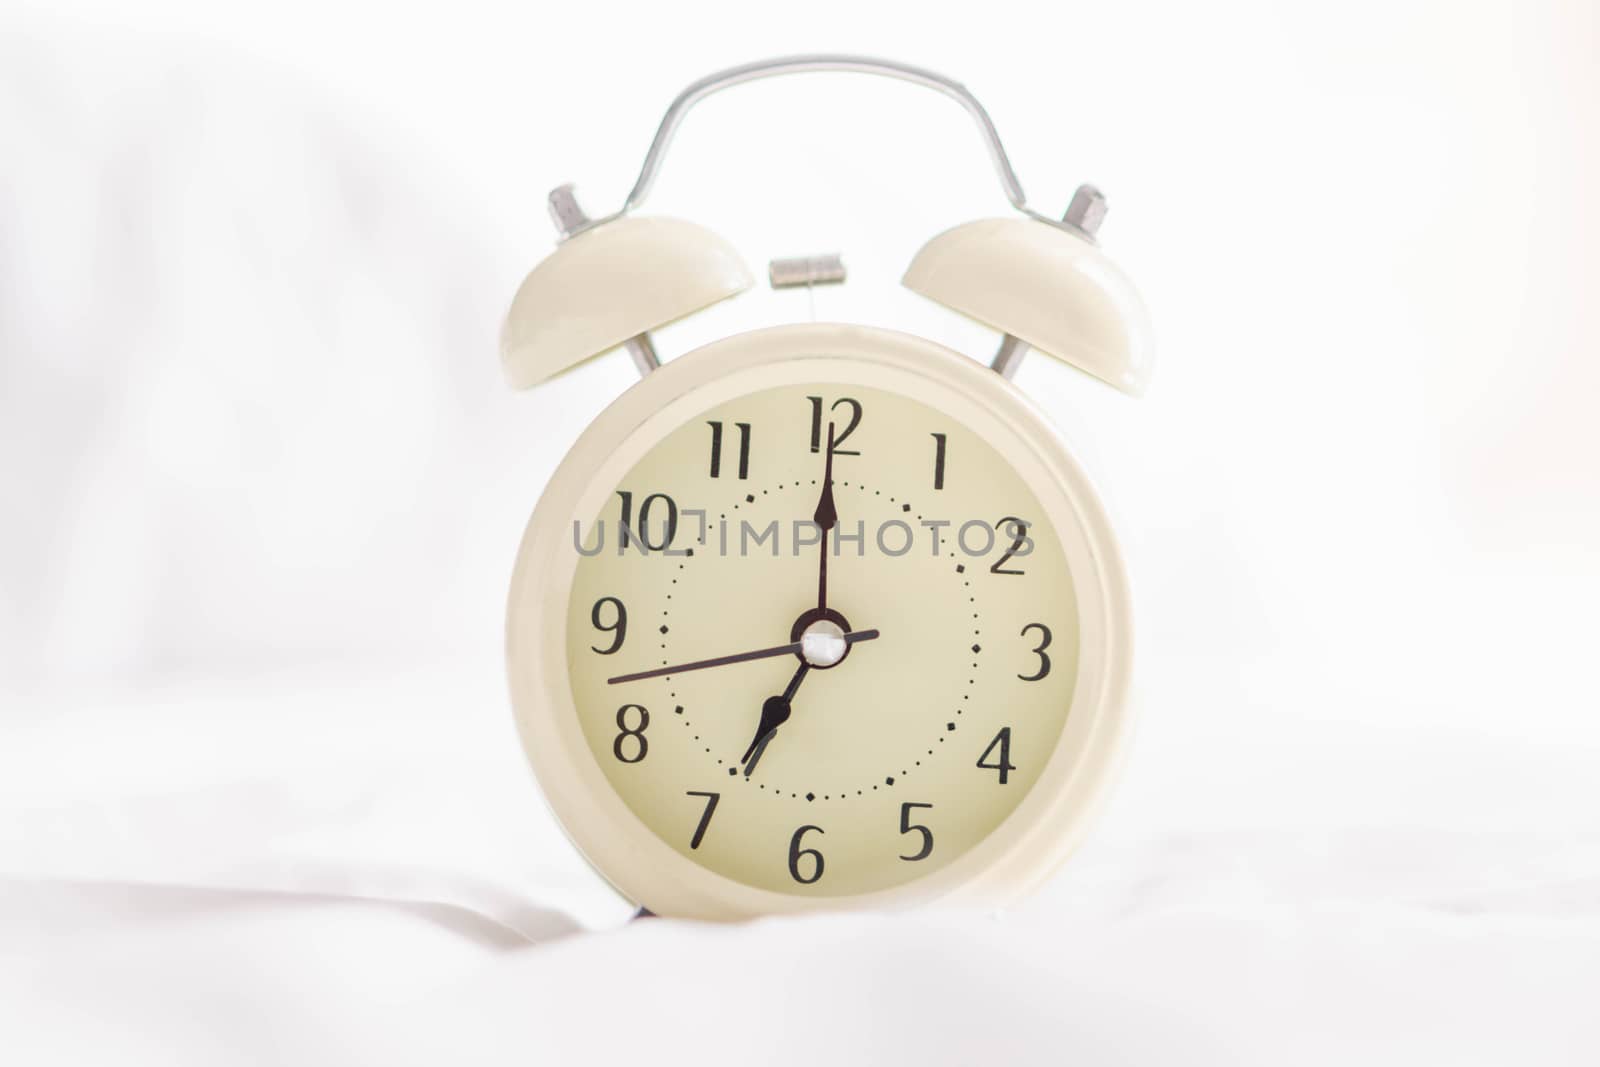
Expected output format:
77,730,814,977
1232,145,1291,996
787,824,825,884
612,704,650,763
685,790,720,850
615,491,678,551
706,421,751,480
977,727,1015,784
807,396,862,455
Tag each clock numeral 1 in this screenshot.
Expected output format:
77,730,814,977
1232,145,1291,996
685,790,720,850
706,421,751,480
898,802,934,861
589,596,627,655
1018,622,1052,681
787,824,825,884
612,704,650,763
930,432,947,491
977,727,1015,784
806,396,862,455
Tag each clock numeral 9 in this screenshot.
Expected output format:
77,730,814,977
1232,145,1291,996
615,491,678,551
806,396,862,455
706,421,751,480
612,704,650,764
787,824,825,884
977,727,1015,784
590,596,627,654
898,802,934,861
989,517,1032,576
685,790,720,850
1018,623,1052,681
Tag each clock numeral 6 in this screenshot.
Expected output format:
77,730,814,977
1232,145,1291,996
898,802,935,861
806,396,862,455
787,824,826,884
615,491,678,551
590,596,628,655
612,704,650,764
706,421,751,480
685,790,720,850
1018,622,1052,681
977,727,1015,784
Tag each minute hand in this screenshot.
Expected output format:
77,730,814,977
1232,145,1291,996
814,422,838,611
606,629,879,685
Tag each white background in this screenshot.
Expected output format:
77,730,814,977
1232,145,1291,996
2,0,1598,1062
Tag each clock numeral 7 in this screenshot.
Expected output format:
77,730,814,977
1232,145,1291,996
706,421,751,480
685,790,720,850
898,802,934,861
977,727,1015,784
806,396,862,455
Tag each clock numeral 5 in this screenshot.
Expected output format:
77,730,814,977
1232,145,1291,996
612,704,650,763
787,824,826,884
898,802,935,861
806,396,862,455
706,421,751,480
590,596,627,654
977,727,1015,784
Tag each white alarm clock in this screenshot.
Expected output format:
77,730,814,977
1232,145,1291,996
501,56,1152,920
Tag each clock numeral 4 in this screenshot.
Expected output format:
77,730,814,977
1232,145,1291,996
685,791,720,850
706,421,751,480
806,396,862,455
612,704,650,763
977,727,1015,784
589,596,627,655
787,824,826,884
1018,622,1052,681
898,802,935,861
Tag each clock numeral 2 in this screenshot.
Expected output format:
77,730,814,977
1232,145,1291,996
898,802,934,861
590,596,627,655
612,704,650,763
706,421,751,480
807,396,862,455
788,825,825,884
930,432,947,491
990,517,1031,576
977,727,1015,784
685,790,720,850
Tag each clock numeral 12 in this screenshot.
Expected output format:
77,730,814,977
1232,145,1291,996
706,421,751,480
807,396,862,455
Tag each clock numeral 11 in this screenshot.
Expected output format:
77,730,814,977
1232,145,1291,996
706,421,751,480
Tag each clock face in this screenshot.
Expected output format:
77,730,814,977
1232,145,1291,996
564,381,1080,897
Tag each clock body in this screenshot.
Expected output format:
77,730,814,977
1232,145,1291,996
507,322,1132,920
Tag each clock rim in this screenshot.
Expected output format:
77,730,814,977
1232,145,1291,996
506,322,1133,919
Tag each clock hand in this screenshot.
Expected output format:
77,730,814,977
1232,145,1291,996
607,629,879,685
814,422,838,611
740,661,810,777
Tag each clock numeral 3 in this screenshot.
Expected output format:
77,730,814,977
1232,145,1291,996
616,491,679,551
977,727,1015,784
706,421,751,480
589,596,628,654
898,802,935,861
806,396,862,455
989,517,1032,576
685,790,720,850
787,824,826,884
1018,622,1052,681
612,704,650,763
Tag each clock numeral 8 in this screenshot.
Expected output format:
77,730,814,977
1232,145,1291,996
612,704,650,763
787,824,825,884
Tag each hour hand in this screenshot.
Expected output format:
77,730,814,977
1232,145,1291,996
740,695,792,770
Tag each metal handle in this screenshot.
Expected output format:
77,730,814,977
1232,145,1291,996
617,55,1059,226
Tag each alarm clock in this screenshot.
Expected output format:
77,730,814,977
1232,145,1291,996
501,56,1152,920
